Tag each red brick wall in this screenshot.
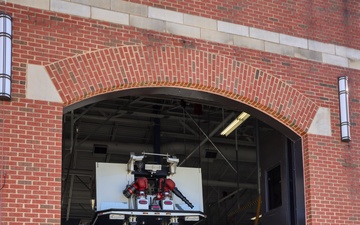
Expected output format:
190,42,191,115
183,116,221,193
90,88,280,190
0,2,359,225
126,0,360,49
0,100,63,225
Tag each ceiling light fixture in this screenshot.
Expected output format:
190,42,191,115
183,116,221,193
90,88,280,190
0,12,12,101
220,112,250,136
250,214,262,220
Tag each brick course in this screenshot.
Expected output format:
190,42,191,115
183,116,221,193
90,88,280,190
124,0,360,49
0,1,359,225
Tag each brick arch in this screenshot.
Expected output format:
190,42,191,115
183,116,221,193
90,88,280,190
46,45,318,135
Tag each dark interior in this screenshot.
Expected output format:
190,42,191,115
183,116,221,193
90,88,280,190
61,88,304,225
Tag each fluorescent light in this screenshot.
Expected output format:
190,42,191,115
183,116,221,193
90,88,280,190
220,112,250,136
91,198,95,210
338,76,351,142
250,214,262,220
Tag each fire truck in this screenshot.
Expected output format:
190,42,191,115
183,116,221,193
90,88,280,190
91,152,206,225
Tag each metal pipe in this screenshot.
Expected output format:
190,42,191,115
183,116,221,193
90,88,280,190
63,168,257,189
216,188,243,204
63,141,257,162
153,106,161,163
161,131,255,146
62,110,76,206
66,151,77,221
183,109,237,173
254,119,261,225
179,110,235,171
236,129,240,208
66,114,155,127
66,175,75,221
255,119,261,194
178,112,235,166
204,180,257,189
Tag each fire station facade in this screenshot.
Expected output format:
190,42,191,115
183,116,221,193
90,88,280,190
0,0,360,225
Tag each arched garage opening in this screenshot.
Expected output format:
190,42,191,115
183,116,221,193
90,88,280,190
46,45,313,225
60,88,305,225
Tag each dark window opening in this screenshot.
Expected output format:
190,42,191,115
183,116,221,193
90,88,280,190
267,164,282,210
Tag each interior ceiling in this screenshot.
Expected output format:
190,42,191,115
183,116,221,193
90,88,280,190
61,94,267,225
